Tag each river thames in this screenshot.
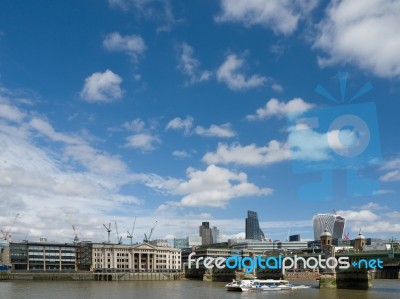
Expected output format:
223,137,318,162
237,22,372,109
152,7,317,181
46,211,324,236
0,279,399,299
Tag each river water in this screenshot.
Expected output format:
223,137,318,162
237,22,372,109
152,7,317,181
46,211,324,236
0,279,399,299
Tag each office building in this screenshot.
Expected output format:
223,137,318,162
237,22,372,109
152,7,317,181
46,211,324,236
199,222,213,245
245,211,265,240
313,214,346,240
188,236,202,246
212,226,220,244
289,234,301,242
174,238,189,249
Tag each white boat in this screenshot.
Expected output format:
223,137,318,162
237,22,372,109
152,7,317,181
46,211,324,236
243,279,293,292
225,279,254,291
226,278,311,292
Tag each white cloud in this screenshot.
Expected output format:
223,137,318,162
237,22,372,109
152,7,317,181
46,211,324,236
357,202,388,211
372,189,395,196
122,118,161,152
30,117,82,145
0,123,143,242
156,164,273,208
0,102,26,123
217,54,267,91
337,209,380,222
123,118,146,132
64,144,128,175
178,42,212,84
165,116,193,135
103,32,146,60
380,158,400,182
203,141,290,166
215,0,318,35
246,98,314,120
271,83,284,93
195,123,236,138
172,150,191,159
125,133,161,151
288,127,332,161
314,0,400,78
108,0,177,32
80,70,124,102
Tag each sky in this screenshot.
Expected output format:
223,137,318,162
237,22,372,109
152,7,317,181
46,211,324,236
0,0,399,244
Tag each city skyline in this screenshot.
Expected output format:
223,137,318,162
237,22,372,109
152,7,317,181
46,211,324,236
0,1,400,243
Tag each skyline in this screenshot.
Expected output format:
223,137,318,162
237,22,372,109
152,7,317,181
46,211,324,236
0,0,400,244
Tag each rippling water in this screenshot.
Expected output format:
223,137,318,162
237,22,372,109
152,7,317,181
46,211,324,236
0,279,399,299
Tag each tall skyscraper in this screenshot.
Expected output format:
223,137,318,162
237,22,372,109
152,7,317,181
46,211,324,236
199,222,212,245
211,226,220,244
313,214,346,240
245,210,265,240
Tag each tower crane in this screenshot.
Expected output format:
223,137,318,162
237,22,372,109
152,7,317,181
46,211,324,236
103,223,112,243
144,221,157,243
115,222,122,244
1,213,20,241
127,216,136,246
72,225,79,242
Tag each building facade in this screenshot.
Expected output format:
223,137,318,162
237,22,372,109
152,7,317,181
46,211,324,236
92,243,181,272
9,241,78,271
313,214,346,240
245,211,265,240
199,222,213,245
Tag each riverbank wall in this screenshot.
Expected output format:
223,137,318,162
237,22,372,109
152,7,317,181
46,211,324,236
0,271,183,281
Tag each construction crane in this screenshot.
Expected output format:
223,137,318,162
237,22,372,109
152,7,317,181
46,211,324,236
1,213,20,241
144,221,157,243
344,232,350,240
127,217,136,246
72,225,79,243
115,222,122,244
103,223,112,243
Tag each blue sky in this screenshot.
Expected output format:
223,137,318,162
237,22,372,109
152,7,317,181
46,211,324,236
0,0,399,243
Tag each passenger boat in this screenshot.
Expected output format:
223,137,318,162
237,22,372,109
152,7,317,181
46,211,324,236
226,278,310,292
225,279,254,291
242,279,293,292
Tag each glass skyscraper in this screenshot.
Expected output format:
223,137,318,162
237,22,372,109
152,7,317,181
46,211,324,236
313,214,346,240
245,210,265,240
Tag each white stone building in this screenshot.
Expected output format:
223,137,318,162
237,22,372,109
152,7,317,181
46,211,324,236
92,243,181,272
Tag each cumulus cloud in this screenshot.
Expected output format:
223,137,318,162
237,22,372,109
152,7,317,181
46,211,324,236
172,150,191,159
314,0,400,78
103,32,146,60
165,116,194,136
80,70,124,102
195,123,236,138
122,118,161,152
123,118,146,132
125,133,161,151
156,164,273,208
215,0,318,35
246,98,314,120
178,42,212,84
217,54,267,91
203,141,290,166
0,122,144,242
